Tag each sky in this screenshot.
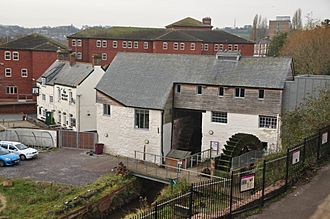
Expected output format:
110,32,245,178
0,0,329,28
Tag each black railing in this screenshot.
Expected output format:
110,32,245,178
130,125,330,219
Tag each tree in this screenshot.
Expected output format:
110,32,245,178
292,8,302,30
267,33,287,56
280,27,330,75
250,14,268,41
304,12,321,30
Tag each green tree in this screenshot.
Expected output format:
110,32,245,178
281,90,330,148
292,8,302,30
267,32,287,56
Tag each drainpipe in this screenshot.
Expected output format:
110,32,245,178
161,111,164,164
76,94,81,132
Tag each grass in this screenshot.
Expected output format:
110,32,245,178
0,174,137,219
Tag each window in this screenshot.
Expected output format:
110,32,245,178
134,41,139,48
197,85,203,95
122,41,127,48
102,40,107,48
77,39,82,46
228,44,233,51
13,52,19,60
76,52,82,60
21,69,28,77
219,44,224,51
72,39,76,46
69,91,73,103
235,88,245,98
176,84,181,93
212,112,228,123
42,94,46,101
113,41,118,48
38,107,42,115
5,68,12,77
58,111,61,124
258,89,265,99
190,43,195,50
234,44,239,51
6,86,17,94
49,95,53,102
57,88,61,102
103,104,111,116
96,40,102,47
102,53,107,60
135,109,149,129
259,116,277,129
180,43,185,50
204,44,209,51
70,114,76,127
4,51,11,60
173,42,178,50
128,41,132,48
163,42,168,50
63,113,67,125
219,86,224,96
144,42,149,49
214,44,219,51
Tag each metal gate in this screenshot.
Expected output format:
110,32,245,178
58,129,98,150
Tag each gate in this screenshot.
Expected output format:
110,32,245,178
58,129,98,150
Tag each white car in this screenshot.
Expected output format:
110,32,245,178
0,141,39,160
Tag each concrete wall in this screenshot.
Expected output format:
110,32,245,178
96,104,163,163
201,111,280,153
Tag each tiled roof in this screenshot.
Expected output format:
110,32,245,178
0,33,67,51
96,52,293,110
165,17,208,28
38,60,94,87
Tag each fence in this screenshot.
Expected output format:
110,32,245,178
58,129,98,150
130,125,330,219
231,150,263,171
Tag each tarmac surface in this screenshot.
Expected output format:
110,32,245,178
248,163,330,219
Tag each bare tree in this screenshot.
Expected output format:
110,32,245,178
250,14,258,41
292,8,302,30
250,14,268,41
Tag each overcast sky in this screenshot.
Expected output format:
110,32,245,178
0,0,329,28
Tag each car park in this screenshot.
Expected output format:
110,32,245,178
0,141,39,160
0,148,20,167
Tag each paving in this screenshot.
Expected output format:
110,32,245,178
0,148,119,185
248,163,330,219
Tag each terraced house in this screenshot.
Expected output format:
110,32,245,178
95,51,294,163
68,17,254,66
0,33,67,113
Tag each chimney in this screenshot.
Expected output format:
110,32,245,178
202,17,212,25
69,52,76,66
92,54,102,67
57,48,69,61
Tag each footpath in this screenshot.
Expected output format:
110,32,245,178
248,163,330,219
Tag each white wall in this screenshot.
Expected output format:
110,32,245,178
97,104,163,163
202,111,280,153
77,66,105,131
163,122,172,157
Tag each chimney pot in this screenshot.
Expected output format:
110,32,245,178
69,52,76,66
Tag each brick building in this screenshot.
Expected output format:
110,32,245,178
0,33,67,113
268,16,291,39
68,17,254,65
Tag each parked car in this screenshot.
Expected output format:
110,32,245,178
0,141,39,160
0,148,20,166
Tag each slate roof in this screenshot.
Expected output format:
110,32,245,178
165,17,210,28
38,60,94,87
96,52,293,110
0,33,67,51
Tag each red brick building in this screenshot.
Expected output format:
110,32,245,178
0,33,67,113
68,17,254,65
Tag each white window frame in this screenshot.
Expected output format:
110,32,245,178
102,53,107,61
5,68,12,77
13,51,19,61
135,109,149,129
102,40,107,48
163,42,168,50
21,68,28,77
72,39,76,47
173,42,178,50
76,52,82,60
128,41,132,48
134,41,139,49
204,44,209,51
258,89,265,99
234,44,239,51
122,41,127,48
42,94,46,101
219,44,224,51
49,95,54,103
211,112,228,123
96,40,102,48
214,44,219,51
235,87,245,98
113,41,118,48
259,116,277,129
180,43,185,50
190,43,195,50
77,39,82,47
143,42,149,49
219,86,224,96
103,104,111,116
228,44,233,51
6,86,17,94
4,51,11,60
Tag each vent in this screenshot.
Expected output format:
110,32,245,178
216,51,241,61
